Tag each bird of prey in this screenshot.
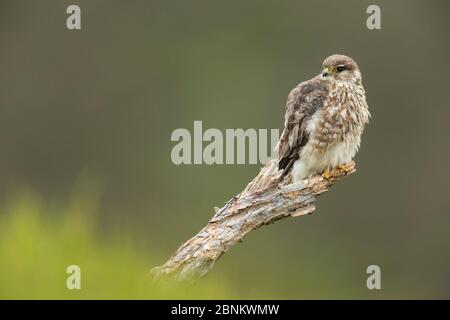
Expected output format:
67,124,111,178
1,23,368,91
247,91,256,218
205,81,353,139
276,54,370,183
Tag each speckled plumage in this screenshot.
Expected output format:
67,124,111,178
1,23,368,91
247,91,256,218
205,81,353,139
276,54,370,183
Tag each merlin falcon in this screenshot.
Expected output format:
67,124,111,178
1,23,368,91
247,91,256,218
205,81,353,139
276,54,370,183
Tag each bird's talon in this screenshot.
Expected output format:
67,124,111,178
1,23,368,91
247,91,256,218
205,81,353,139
322,168,332,180
337,163,352,172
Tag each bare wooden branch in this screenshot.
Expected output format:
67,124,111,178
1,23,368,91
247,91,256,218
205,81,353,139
151,159,356,281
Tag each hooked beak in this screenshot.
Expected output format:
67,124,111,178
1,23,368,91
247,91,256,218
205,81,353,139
322,67,331,78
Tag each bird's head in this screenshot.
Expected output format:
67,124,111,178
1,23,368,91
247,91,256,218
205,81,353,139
321,54,361,84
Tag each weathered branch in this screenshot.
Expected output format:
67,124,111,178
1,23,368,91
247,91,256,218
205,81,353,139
151,159,356,281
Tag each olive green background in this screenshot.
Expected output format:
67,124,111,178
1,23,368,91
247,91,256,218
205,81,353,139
0,0,449,299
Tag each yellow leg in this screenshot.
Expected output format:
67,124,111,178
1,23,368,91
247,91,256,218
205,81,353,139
322,168,332,180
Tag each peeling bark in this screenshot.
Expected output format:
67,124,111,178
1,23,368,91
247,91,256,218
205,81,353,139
151,160,356,281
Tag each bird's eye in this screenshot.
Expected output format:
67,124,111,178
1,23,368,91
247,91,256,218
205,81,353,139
336,65,345,72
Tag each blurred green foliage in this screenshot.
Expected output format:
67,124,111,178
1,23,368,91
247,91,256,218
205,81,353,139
0,189,235,299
